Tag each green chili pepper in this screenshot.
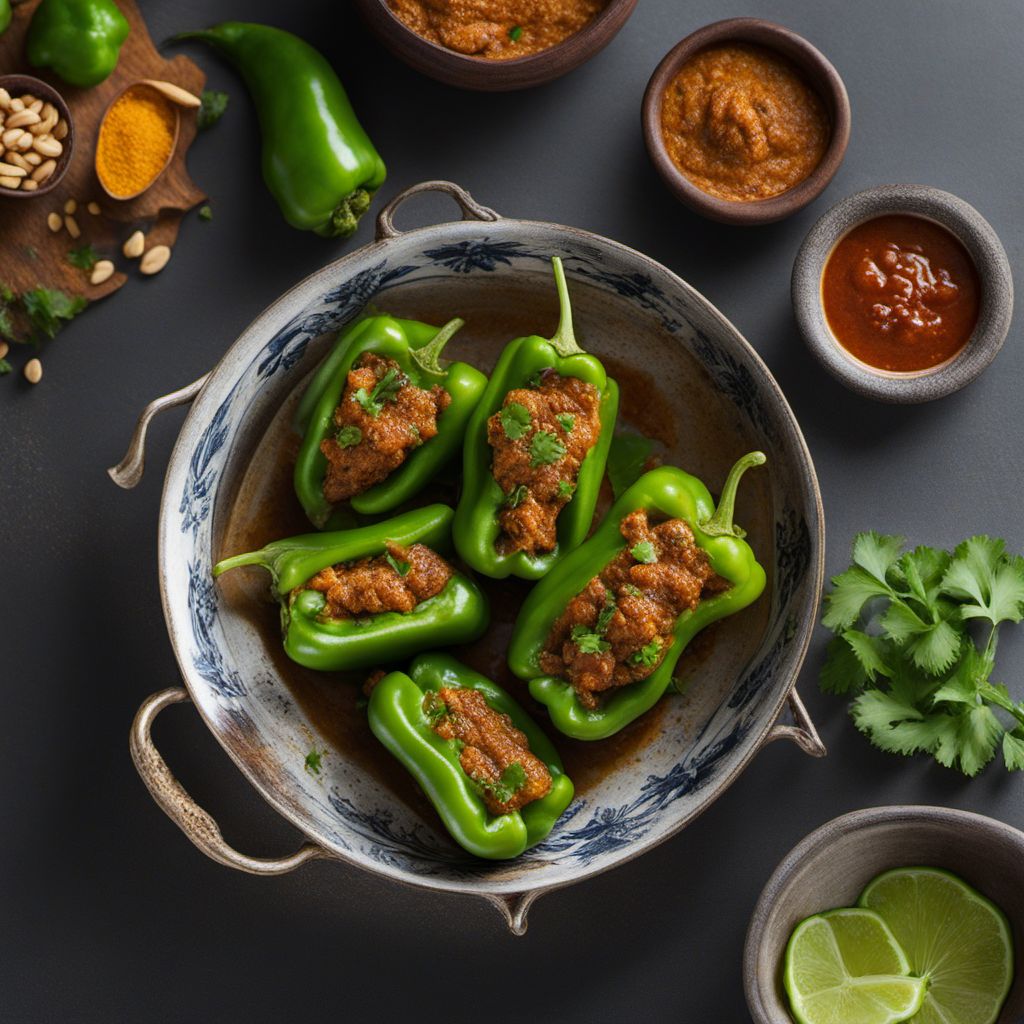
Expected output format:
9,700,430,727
453,257,619,580
212,505,488,672
294,314,487,527
26,0,129,87
368,653,574,860
508,454,768,740
0,0,12,37
177,22,385,237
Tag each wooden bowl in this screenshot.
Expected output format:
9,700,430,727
353,0,638,91
95,81,180,201
0,74,75,199
744,806,1024,1023
642,18,851,225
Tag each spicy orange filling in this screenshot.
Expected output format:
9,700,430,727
540,510,729,709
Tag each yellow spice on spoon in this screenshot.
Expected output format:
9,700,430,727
96,84,177,199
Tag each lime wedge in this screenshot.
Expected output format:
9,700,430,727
784,907,928,1024
859,867,1014,1024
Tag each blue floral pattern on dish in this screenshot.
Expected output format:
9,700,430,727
174,231,818,880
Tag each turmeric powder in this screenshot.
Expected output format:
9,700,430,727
96,84,177,198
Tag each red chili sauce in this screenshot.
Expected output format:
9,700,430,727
821,215,980,372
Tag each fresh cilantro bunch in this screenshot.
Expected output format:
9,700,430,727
821,532,1024,776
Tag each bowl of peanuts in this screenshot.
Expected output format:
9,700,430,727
0,74,73,198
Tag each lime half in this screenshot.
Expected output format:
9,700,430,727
784,907,928,1024
859,867,1014,1024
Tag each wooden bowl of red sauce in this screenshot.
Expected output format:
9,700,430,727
353,0,638,91
793,185,1014,403
642,19,850,225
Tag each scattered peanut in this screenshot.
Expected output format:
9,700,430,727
64,214,80,239
21,179,38,191
63,198,76,215
9,97,24,112
0,161,26,177
47,211,62,232
27,99,43,115
87,201,101,215
123,230,145,259
23,152,41,166
6,109,41,129
90,260,116,285
0,175,20,188
31,159,56,183
5,152,32,172
52,119,68,141
1,127,24,148
140,244,172,276
0,88,11,108
32,135,61,158
24,359,43,385
0,341,8,360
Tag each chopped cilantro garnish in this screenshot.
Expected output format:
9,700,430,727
508,24,523,41
304,748,325,776
476,762,527,804
500,401,532,439
198,90,229,130
422,690,448,726
336,425,362,448
556,413,575,433
354,367,404,418
631,541,657,564
408,424,422,445
526,370,545,389
623,584,643,598
529,430,565,467
595,592,617,633
385,552,411,577
630,639,663,668
66,245,99,270
21,288,87,342
557,479,576,500
198,204,213,222
505,484,529,508
571,625,610,654
0,358,10,376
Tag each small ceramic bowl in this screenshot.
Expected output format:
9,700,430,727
642,18,850,225
0,74,74,199
95,81,181,201
744,806,1024,1024
793,185,1014,403
353,0,637,91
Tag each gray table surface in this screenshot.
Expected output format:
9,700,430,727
2,0,1022,1020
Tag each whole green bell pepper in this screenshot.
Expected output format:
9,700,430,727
177,22,385,237
0,0,12,37
508,453,768,740
368,653,574,860
454,257,619,580
212,505,488,672
294,314,487,527
26,0,129,87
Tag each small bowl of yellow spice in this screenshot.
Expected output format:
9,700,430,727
95,80,192,201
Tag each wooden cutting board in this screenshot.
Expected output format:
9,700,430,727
0,0,206,315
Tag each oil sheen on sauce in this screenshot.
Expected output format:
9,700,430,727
822,214,980,372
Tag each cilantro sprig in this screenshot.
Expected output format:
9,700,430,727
821,532,1024,776
500,402,531,439
529,430,565,467
385,552,411,577
475,762,527,804
571,592,618,654
354,367,404,418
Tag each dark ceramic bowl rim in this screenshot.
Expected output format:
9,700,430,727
743,805,1024,1023
641,18,851,226
792,184,1014,403
368,0,638,73
0,74,75,199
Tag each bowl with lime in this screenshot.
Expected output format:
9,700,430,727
744,806,1023,1024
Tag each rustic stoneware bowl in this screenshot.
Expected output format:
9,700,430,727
112,180,825,934
744,806,1024,1023
0,74,74,199
642,18,850,225
793,184,1014,403
353,0,637,91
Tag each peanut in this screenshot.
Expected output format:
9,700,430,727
24,359,43,385
31,159,57,183
91,260,116,285
47,211,62,232
140,244,172,275
64,214,81,239
123,230,145,259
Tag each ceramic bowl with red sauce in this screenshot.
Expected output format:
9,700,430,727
793,185,1013,402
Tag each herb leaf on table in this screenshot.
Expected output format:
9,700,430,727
820,532,1024,776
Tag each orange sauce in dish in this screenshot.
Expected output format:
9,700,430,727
387,0,606,59
822,215,980,372
660,43,830,201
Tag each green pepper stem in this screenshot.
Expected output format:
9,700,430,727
322,188,372,238
212,551,270,579
411,318,465,375
547,256,585,357
700,451,766,538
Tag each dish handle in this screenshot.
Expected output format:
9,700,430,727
108,373,209,490
762,688,826,758
375,179,501,240
131,686,333,874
